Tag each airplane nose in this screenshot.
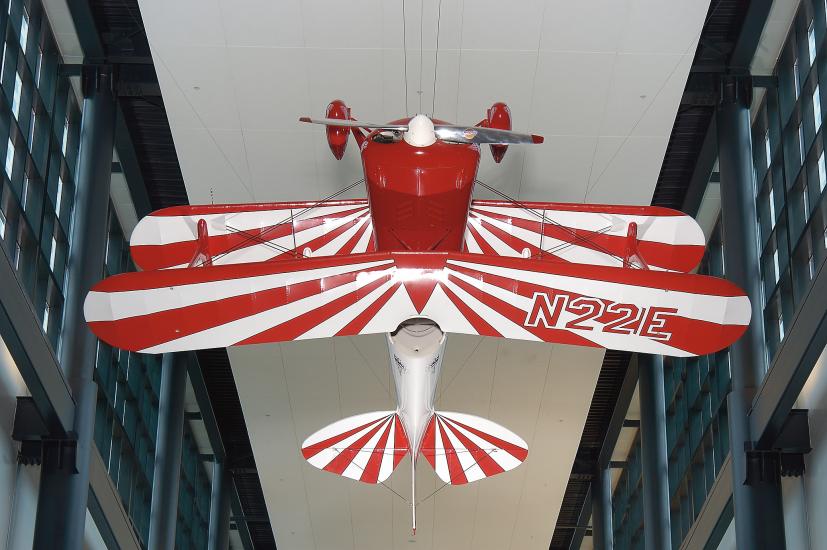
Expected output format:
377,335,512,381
403,114,437,147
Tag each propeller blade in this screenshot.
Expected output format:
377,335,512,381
299,117,408,131
434,125,543,145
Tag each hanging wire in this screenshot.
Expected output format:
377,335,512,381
431,0,442,117
402,0,409,116
418,0,424,113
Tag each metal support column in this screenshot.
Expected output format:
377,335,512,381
208,462,232,550
716,75,786,550
591,466,614,550
638,354,671,550
147,353,188,549
33,65,116,550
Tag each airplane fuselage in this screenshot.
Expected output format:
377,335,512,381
361,119,481,253
361,122,477,533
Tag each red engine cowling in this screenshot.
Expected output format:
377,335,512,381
486,102,511,163
325,99,350,160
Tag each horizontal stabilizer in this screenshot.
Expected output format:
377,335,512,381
84,251,750,357
301,411,409,484
421,412,527,485
129,200,375,270
466,200,706,272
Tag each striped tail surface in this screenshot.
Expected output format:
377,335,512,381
420,412,528,485
301,411,409,484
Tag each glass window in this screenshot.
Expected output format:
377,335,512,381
56,176,63,213
769,187,777,227
28,108,35,149
815,86,822,131
799,122,806,163
42,303,49,332
5,138,14,178
0,210,5,239
765,130,772,167
19,9,28,50
820,151,827,191
49,236,56,269
794,58,801,97
778,312,785,340
809,249,815,279
61,119,68,155
810,22,817,64
12,74,22,120
773,247,781,283
21,176,28,209
803,185,810,219
35,48,42,86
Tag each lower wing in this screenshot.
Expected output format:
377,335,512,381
84,252,749,357
465,200,706,272
129,199,375,270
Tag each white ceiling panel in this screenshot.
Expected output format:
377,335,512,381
219,0,305,48
140,0,225,46
531,51,617,136
622,0,709,54
229,48,312,131
586,135,670,204
541,0,631,53
136,0,712,546
151,45,240,130
301,0,386,49
601,53,694,138
458,0,545,52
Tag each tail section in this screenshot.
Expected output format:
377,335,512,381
301,411,409,484
420,412,528,485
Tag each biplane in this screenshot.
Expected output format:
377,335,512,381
84,101,749,533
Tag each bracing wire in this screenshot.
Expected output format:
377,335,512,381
474,179,641,268
204,179,364,265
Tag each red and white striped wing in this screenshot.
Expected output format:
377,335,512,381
465,200,706,272
420,412,528,485
84,252,749,357
301,411,409,484
129,200,376,270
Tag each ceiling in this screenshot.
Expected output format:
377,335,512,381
133,0,712,547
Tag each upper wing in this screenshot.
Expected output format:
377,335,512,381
465,200,706,272
84,252,749,357
129,200,375,270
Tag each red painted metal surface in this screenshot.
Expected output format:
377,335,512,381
484,102,511,163
325,99,350,159
362,117,480,252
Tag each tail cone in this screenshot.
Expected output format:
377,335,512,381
411,455,417,536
